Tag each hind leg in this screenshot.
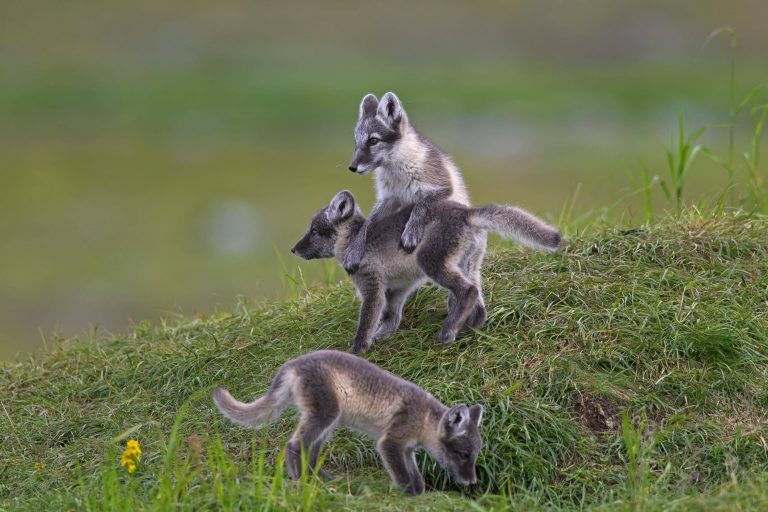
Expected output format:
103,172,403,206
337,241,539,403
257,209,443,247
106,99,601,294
286,418,337,480
285,418,338,480
439,274,479,344
424,266,479,345
451,235,487,331
418,234,479,345
375,281,422,341
285,380,340,480
465,236,488,329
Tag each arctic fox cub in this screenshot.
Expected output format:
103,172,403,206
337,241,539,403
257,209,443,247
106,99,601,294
344,92,472,275
292,190,561,352
214,350,484,496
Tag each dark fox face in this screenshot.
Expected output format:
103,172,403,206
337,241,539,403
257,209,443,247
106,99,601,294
291,210,336,260
291,191,356,260
436,404,484,486
348,92,404,174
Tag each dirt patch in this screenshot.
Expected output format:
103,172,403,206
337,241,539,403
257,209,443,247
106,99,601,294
573,394,622,432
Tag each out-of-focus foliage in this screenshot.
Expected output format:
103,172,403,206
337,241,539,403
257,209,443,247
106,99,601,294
0,0,766,357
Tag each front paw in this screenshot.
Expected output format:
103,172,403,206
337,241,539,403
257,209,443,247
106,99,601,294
400,225,424,253
351,337,370,354
436,328,457,346
343,251,362,274
466,304,487,329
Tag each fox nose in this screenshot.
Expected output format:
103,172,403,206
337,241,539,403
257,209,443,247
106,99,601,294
348,164,358,172
290,247,296,254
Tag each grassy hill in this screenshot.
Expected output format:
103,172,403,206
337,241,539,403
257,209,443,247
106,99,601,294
2,210,768,511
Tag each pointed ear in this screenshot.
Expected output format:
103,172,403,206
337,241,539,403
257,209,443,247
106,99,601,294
377,91,405,126
359,94,379,119
328,190,355,223
443,404,470,436
469,404,484,427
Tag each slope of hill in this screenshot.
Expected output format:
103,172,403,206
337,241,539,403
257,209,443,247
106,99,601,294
2,210,767,511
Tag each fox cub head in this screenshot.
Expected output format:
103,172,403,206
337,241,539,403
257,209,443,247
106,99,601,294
436,403,484,486
349,92,407,175
291,191,357,260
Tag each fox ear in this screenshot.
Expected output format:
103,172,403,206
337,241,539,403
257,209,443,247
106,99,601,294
377,92,405,126
328,190,355,223
443,404,470,436
469,404,484,427
359,94,379,119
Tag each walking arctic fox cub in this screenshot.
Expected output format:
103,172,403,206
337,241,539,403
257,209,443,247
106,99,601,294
213,350,484,496
291,190,561,352
344,92,473,274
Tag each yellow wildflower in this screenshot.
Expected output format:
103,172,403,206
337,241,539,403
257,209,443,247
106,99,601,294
120,439,142,474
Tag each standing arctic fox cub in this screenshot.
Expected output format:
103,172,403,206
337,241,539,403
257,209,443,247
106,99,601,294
213,350,484,496
291,190,561,352
344,92,474,271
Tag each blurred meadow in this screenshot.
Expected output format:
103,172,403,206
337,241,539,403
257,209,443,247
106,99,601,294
1,0,766,358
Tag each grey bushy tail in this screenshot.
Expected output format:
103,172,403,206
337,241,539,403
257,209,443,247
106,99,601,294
470,205,562,252
213,370,293,428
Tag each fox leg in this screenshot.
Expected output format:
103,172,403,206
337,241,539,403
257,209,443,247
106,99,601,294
418,240,479,344
465,235,488,329
404,446,424,494
448,231,488,329
438,273,479,344
400,190,450,252
430,267,480,345
424,264,479,345
286,418,337,481
351,274,386,353
375,282,420,341
451,242,486,330
377,438,425,495
285,380,340,480
343,197,399,274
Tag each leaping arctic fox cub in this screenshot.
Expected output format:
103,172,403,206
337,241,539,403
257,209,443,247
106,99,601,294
292,190,561,352
213,350,484,496
344,92,473,275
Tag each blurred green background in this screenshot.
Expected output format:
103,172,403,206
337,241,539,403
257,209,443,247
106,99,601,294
1,0,766,358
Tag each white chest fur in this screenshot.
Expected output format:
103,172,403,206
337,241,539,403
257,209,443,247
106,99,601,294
374,163,440,205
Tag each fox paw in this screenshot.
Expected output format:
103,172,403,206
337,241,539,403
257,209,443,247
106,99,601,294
466,305,487,329
343,250,362,274
436,329,457,345
374,323,398,341
400,225,424,253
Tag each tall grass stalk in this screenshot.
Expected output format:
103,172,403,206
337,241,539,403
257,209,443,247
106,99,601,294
620,411,672,512
699,26,768,210
659,111,704,212
744,104,768,208
630,28,767,217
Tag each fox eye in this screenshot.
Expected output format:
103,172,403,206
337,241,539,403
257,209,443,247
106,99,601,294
367,137,380,146
311,228,318,235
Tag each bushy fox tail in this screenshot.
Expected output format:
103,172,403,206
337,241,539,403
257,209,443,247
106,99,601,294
213,369,294,428
470,205,562,252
